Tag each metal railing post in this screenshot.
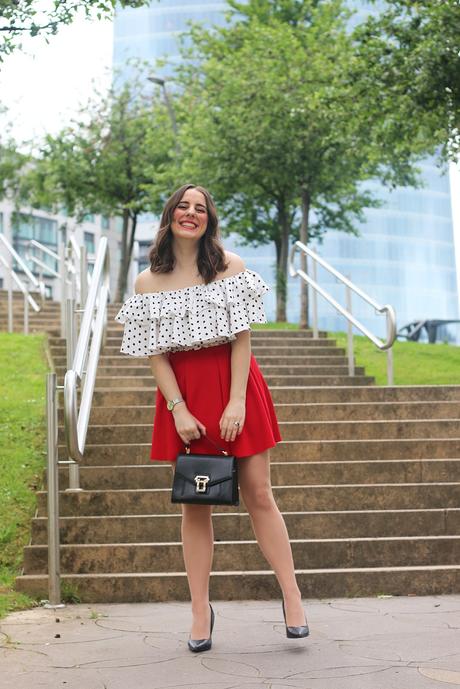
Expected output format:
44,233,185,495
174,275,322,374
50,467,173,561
311,259,319,339
59,243,66,338
44,373,65,609
7,265,13,333
67,459,81,493
23,289,29,335
80,245,88,309
66,298,75,371
387,342,394,386
346,282,355,377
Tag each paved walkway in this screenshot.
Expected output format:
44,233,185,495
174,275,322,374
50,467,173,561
1,595,460,688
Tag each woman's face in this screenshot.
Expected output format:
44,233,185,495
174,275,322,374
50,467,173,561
170,188,208,241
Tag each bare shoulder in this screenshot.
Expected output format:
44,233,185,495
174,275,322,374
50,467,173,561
134,269,163,295
218,251,246,279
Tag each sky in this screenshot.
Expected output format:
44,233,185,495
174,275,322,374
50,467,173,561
1,12,459,308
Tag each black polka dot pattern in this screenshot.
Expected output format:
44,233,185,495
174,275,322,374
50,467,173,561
114,268,270,357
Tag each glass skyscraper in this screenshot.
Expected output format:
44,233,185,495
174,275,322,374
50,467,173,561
113,1,459,341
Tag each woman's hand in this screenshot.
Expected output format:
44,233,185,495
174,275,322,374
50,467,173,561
219,398,246,443
172,405,206,445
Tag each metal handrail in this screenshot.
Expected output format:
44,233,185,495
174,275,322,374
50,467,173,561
289,240,397,385
25,240,60,279
0,234,47,300
0,234,46,333
63,236,110,489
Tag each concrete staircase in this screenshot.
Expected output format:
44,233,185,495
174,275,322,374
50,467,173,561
8,297,460,602
0,289,61,334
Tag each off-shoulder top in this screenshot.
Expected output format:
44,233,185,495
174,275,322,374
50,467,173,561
113,268,270,357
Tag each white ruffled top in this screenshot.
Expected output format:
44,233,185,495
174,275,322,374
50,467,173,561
114,268,270,357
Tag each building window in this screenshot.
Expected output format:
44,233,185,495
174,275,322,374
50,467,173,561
101,215,110,230
84,231,95,254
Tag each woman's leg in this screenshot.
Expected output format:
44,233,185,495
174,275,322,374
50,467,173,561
181,501,214,638
238,450,307,627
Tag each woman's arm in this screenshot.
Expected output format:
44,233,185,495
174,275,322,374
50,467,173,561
220,330,251,442
149,354,206,444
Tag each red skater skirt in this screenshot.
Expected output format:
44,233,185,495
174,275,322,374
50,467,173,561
150,342,282,461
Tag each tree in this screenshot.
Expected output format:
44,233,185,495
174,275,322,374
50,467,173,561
19,65,177,301
0,110,26,199
0,0,149,61
174,0,426,324
354,0,460,161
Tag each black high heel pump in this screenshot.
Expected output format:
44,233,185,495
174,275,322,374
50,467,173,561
188,603,215,652
282,599,310,639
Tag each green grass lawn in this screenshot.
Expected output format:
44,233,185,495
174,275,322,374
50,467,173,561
0,333,49,618
333,331,460,386
252,321,301,330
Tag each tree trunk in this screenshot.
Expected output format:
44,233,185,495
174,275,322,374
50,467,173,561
299,188,310,329
275,199,290,322
115,207,131,303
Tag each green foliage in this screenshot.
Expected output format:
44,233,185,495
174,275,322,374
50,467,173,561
0,1,150,61
171,0,428,320
354,0,460,162
18,61,177,299
0,110,27,200
61,582,81,605
0,333,49,618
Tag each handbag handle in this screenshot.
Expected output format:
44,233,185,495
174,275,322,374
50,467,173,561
185,433,229,456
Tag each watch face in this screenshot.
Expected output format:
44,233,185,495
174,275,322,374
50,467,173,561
167,401,173,410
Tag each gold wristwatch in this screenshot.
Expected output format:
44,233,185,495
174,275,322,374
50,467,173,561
167,397,184,411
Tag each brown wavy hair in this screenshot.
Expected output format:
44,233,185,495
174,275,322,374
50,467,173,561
148,184,229,283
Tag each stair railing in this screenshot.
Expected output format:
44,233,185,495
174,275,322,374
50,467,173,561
25,239,60,281
289,240,397,385
62,235,110,491
0,234,46,333
44,236,109,606
25,236,93,338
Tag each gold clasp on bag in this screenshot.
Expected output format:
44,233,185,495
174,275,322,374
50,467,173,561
194,475,210,493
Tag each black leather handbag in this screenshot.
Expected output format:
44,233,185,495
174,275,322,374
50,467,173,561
171,434,239,506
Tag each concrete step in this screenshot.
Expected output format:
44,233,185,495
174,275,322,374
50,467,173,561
23,535,460,575
80,401,460,425
0,310,60,318
14,565,460,602
56,419,460,445
30,508,460,544
52,348,348,365
54,355,351,369
0,315,60,322
0,323,60,333
62,342,339,356
61,438,460,463
49,331,331,346
36,483,460,517
57,460,460,491
59,386,460,408
55,364,366,378
68,374,374,388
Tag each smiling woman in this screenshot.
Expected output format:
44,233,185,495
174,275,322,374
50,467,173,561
114,183,309,652
147,184,227,285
